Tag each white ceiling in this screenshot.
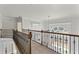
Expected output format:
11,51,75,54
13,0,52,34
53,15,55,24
0,4,79,21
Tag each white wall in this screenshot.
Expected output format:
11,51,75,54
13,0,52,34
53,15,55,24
22,17,43,30
22,18,32,29
0,16,2,29
0,15,17,29
71,18,79,34
42,16,79,34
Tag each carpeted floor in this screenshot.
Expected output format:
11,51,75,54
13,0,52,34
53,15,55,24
31,41,57,54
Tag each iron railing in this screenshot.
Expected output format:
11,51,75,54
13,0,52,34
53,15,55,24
23,29,79,54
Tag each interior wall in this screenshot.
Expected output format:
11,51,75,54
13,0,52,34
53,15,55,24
2,16,17,29
22,17,42,30
71,18,79,34
0,16,2,29
22,15,79,35
22,19,32,29
0,16,17,38
42,16,79,34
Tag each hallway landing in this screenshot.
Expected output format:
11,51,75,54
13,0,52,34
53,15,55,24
31,41,57,54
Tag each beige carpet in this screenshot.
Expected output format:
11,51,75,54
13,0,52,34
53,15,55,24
31,41,57,54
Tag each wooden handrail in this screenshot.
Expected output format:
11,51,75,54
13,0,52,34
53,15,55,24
25,29,79,37
13,30,32,54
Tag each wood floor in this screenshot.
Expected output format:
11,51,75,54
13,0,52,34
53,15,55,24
31,41,57,54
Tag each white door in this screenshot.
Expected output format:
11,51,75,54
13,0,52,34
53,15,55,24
17,22,22,32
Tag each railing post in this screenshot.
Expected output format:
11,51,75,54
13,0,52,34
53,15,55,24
28,32,32,54
41,30,43,45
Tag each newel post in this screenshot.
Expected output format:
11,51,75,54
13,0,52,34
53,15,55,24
28,32,32,54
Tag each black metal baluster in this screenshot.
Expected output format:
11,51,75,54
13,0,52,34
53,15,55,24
50,33,52,49
55,34,56,52
60,34,61,53
51,34,54,50
67,36,70,54
50,34,51,49
57,34,58,53
47,33,49,47
78,37,79,54
69,36,71,54
62,35,64,54
53,34,54,50
55,34,56,51
53,34,55,50
66,35,68,54
56,34,57,52
73,36,75,54
41,31,43,45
